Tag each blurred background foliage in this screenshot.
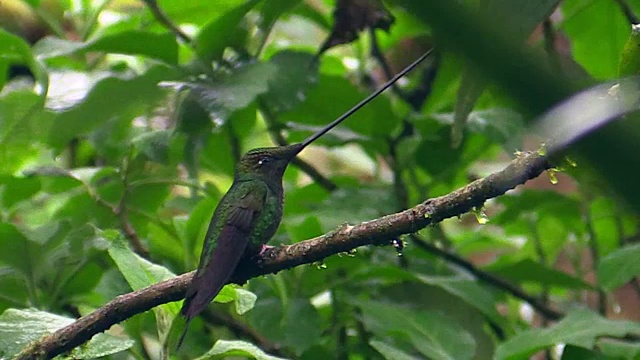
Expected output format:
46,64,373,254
1,0,640,359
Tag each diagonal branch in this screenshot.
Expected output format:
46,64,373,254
16,151,551,360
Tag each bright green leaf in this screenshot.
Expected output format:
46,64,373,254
234,288,257,315
196,339,288,360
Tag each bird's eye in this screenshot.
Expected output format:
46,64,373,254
257,157,270,166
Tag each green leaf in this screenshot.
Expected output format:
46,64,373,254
0,308,133,359
0,90,48,174
0,175,41,208
261,50,319,114
416,275,505,327
359,301,476,360
132,129,175,164
494,309,640,360
234,288,257,315
370,340,420,360
105,230,179,343
562,0,630,78
194,0,261,62
169,61,277,124
0,223,32,275
279,73,396,144
452,68,485,148
484,258,594,290
283,298,322,355
598,338,640,359
0,29,48,95
33,31,179,64
597,243,640,291
47,65,175,149
196,339,288,360
248,298,285,343
561,345,611,360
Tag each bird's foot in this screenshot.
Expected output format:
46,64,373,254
253,244,275,267
258,244,275,256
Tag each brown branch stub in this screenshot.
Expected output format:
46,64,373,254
15,152,551,360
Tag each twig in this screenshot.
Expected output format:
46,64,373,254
584,203,607,315
258,99,338,192
369,28,408,101
116,149,149,258
409,235,563,320
16,151,552,360
141,0,192,43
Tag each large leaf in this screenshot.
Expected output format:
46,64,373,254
370,340,420,360
597,243,640,291
0,308,133,359
494,309,640,360
47,65,174,148
278,73,396,145
416,275,506,328
282,298,322,356
196,339,288,360
167,61,277,124
261,50,319,114
484,258,594,290
0,90,49,174
561,0,629,79
359,301,476,360
105,230,179,344
34,31,179,64
194,0,261,62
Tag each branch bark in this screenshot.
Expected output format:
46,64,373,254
16,151,551,360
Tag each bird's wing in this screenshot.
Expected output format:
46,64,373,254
180,181,266,319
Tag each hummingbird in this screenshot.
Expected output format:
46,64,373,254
177,50,432,348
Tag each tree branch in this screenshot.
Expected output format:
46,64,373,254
16,151,551,360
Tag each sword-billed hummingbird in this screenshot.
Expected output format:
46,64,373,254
178,50,432,348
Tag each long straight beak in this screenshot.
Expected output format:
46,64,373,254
298,49,433,150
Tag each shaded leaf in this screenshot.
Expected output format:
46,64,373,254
597,243,640,291
283,298,322,355
194,0,261,62
34,31,179,64
416,275,505,328
0,29,48,95
494,309,640,360
261,50,319,115
167,62,276,124
359,301,476,360
485,258,594,290
47,65,174,148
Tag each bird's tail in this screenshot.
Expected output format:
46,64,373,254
175,317,192,351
